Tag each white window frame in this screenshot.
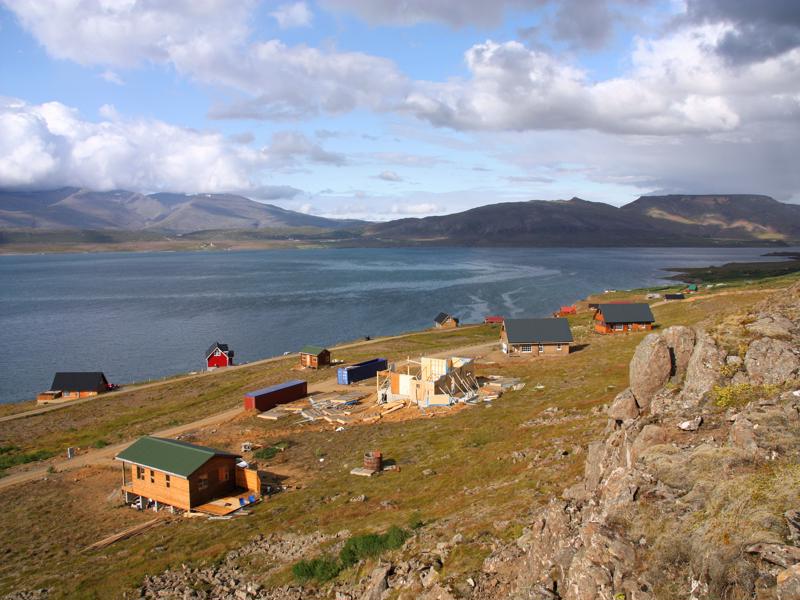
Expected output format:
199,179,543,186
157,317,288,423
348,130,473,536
521,344,532,353
557,343,562,351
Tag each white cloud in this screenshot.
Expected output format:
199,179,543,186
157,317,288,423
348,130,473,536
390,202,439,214
0,98,282,193
270,2,313,28
99,69,124,85
265,131,347,166
376,170,402,182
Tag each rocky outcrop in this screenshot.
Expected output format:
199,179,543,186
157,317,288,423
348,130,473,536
680,330,725,407
745,337,800,385
472,284,800,600
662,325,696,380
628,334,672,410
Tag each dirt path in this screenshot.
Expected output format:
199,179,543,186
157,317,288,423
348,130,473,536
0,325,481,424
650,287,783,308
0,339,496,493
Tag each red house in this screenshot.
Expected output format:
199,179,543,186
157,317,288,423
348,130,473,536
484,315,504,324
206,342,234,369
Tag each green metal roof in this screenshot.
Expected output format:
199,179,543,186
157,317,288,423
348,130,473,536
299,345,327,355
115,436,238,478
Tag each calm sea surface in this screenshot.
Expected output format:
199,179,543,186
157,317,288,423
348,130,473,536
0,246,792,403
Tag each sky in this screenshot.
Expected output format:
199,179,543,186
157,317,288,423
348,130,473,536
0,0,799,220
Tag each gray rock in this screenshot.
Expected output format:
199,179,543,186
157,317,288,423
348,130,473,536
608,388,639,423
629,334,672,410
778,564,800,600
360,564,392,600
747,315,795,338
678,416,703,431
745,338,800,385
681,331,725,407
662,325,697,379
729,417,758,452
630,424,668,463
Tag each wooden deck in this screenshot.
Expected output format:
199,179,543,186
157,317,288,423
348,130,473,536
193,490,261,516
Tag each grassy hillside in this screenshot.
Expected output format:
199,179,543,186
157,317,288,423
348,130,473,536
0,273,797,598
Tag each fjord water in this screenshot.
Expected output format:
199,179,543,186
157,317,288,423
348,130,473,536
0,246,788,403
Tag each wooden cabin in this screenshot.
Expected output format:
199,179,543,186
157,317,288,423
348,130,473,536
299,345,330,369
116,436,260,513
501,318,573,356
434,312,459,329
38,372,111,402
594,303,655,334
206,342,234,369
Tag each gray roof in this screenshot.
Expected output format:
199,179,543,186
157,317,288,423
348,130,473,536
597,303,655,324
51,372,109,392
434,312,453,324
504,318,573,344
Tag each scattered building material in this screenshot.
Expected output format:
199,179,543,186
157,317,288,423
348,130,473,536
350,467,379,477
299,345,331,369
115,436,261,512
434,312,459,328
501,318,573,356
594,303,655,334
206,341,234,370
256,407,290,420
243,380,307,412
337,358,389,384
83,517,163,552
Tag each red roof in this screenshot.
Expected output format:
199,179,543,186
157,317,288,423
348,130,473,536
559,306,576,314
484,316,504,324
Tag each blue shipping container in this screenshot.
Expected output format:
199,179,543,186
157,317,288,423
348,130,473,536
337,358,388,385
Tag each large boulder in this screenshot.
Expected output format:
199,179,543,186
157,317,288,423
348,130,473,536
630,425,668,463
629,334,672,411
745,338,800,385
662,326,696,380
746,315,795,339
778,564,800,600
608,389,639,423
680,331,725,407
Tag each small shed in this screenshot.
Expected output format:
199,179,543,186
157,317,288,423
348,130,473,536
206,342,234,369
484,315,504,324
501,318,573,356
244,380,307,411
687,284,698,292
42,372,111,401
299,345,331,369
434,312,459,328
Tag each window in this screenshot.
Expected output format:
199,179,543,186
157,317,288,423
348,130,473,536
557,344,562,351
136,466,144,480
521,344,532,353
198,474,209,490
538,344,544,353
214,349,220,356
165,474,171,488
149,469,155,484
614,324,624,331
219,467,230,482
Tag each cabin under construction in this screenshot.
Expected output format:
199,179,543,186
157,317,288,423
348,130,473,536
377,356,479,407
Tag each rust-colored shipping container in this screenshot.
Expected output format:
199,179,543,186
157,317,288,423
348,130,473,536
244,380,307,411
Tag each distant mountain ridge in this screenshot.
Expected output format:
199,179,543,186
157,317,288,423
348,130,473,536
364,194,800,246
0,188,363,232
1,189,799,246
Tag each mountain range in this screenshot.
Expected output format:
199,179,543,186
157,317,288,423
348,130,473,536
0,188,363,232
1,188,799,246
